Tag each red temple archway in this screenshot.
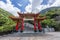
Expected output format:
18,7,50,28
9,12,46,32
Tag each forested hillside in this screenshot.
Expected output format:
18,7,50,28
41,7,60,31
0,8,15,32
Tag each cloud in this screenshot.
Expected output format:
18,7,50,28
32,0,60,13
25,4,32,13
0,0,60,15
32,0,43,13
29,0,32,3
32,0,43,8
25,0,43,13
17,3,22,7
51,0,60,6
0,0,20,16
25,0,32,13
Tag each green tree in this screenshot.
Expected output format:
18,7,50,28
0,8,16,32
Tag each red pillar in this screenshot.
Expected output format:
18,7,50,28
34,18,37,32
20,18,24,32
16,21,19,31
38,21,42,32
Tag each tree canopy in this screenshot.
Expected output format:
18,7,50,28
0,8,15,32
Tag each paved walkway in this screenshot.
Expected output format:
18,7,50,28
0,32,60,40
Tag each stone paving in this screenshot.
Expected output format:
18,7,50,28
0,32,60,40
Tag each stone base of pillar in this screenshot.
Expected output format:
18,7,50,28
20,30,23,33
34,30,37,32
39,30,42,32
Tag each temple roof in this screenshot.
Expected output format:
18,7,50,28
9,16,46,21
9,16,22,21
9,12,46,21
17,12,40,17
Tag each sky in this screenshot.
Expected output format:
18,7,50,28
0,0,60,16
